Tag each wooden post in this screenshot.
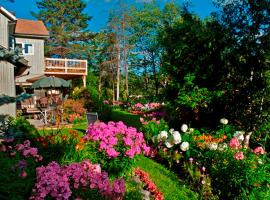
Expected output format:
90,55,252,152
65,58,67,73
82,75,86,87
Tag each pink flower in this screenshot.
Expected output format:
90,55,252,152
253,146,266,155
0,144,6,152
234,152,244,160
19,170,28,178
229,138,241,149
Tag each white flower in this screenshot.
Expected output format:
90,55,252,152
188,128,194,134
172,131,181,144
156,134,161,142
159,131,168,141
234,131,245,142
169,128,175,134
165,141,174,148
220,118,228,125
208,142,218,150
151,135,157,143
180,142,189,151
217,143,227,151
181,124,188,132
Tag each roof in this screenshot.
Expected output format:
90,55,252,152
14,19,49,37
0,6,17,21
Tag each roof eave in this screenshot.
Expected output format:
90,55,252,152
0,6,17,21
13,33,49,39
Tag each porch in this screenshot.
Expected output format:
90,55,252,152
44,58,87,87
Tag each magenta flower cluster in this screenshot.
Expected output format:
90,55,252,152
30,160,125,200
14,140,43,162
84,121,150,158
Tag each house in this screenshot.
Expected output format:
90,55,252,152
0,7,29,117
0,6,88,117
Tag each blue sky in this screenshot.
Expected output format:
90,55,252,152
1,0,217,32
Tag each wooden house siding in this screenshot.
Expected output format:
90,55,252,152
0,12,9,48
0,61,16,117
15,37,45,84
15,37,45,74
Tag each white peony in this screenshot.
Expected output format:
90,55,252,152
208,142,218,150
165,141,174,148
217,143,227,151
180,142,189,151
220,118,228,125
159,130,168,141
169,128,175,134
188,128,194,134
234,131,245,142
152,135,157,143
181,124,188,132
172,131,181,144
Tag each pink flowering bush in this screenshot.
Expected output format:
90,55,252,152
14,140,43,162
0,139,42,199
84,121,150,175
30,160,125,200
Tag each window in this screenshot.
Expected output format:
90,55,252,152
15,43,34,55
24,44,34,55
15,43,23,54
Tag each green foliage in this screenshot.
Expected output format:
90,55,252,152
177,73,219,109
32,0,93,57
110,109,141,129
141,118,169,144
0,142,38,199
0,93,33,107
202,149,270,199
0,116,38,140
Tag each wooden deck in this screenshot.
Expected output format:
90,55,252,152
44,58,87,76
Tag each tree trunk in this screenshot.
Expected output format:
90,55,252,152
116,44,120,101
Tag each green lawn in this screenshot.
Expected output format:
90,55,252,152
133,155,198,200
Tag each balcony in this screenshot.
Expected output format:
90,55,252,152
44,58,87,76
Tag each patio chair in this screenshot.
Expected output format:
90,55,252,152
86,112,98,125
39,97,49,108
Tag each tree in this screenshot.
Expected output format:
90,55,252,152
160,1,270,130
128,2,182,98
160,9,231,127
32,0,93,57
213,0,270,129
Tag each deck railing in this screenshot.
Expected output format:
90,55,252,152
44,58,87,75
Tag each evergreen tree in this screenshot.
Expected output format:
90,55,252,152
32,0,93,57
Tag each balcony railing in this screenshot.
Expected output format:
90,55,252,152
44,58,87,76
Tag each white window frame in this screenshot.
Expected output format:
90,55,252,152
15,42,34,55
24,43,34,55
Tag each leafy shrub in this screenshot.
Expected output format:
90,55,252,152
140,118,169,144
111,109,141,129
63,99,86,123
84,121,150,175
0,116,38,140
30,160,125,200
0,139,42,199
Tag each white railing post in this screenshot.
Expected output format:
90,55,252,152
65,58,67,73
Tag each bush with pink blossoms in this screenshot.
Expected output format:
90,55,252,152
84,121,150,175
31,160,125,200
0,139,42,199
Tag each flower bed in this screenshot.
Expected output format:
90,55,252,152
84,121,150,175
30,160,125,200
135,168,164,200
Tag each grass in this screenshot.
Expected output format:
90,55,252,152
111,109,142,130
133,155,198,200
37,122,87,136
